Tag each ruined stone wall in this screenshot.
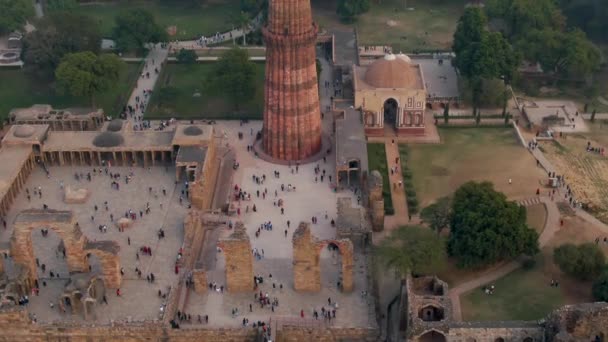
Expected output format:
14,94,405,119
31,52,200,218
192,269,207,294
218,222,253,292
545,303,608,341
292,222,354,292
447,325,544,342
190,138,218,210
276,326,379,342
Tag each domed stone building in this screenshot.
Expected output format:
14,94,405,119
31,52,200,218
353,53,427,137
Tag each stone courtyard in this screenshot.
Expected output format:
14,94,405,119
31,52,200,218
182,121,374,328
0,165,188,323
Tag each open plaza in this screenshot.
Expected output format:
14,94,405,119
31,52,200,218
0,0,607,340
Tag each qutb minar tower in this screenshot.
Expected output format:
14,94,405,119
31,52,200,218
262,0,322,161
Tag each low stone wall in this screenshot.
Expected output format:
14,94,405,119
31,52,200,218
277,326,378,342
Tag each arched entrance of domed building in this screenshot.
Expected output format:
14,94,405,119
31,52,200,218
383,98,398,132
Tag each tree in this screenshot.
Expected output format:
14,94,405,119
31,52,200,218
233,11,250,46
336,0,370,23
443,103,450,124
515,28,600,77
592,269,608,301
448,181,539,268
0,0,34,34
112,9,166,52
208,48,256,111
453,8,519,115
176,48,197,64
553,243,605,280
420,197,451,235
55,52,124,107
591,109,597,122
377,225,447,276
560,0,608,42
485,0,565,39
22,12,101,78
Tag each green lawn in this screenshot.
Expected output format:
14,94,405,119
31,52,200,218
403,127,546,207
367,143,394,214
0,63,141,122
146,62,265,120
460,259,565,321
356,0,466,52
52,1,241,40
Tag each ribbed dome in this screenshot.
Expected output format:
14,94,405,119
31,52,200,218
93,132,124,147
364,54,417,89
13,125,35,138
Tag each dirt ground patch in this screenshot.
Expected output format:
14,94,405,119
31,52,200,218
541,135,608,223
406,128,546,207
526,203,547,234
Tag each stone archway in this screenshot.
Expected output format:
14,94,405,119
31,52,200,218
418,330,447,342
383,98,399,130
10,210,89,289
10,209,122,292
292,222,353,292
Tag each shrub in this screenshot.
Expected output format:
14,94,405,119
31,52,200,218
592,269,608,301
406,189,416,198
554,243,606,280
521,257,536,270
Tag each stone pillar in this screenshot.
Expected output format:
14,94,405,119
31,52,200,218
192,269,207,294
58,152,65,166
292,222,321,292
218,222,253,292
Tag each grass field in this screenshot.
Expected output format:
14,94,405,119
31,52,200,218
146,62,265,120
52,1,241,40
0,63,141,122
367,143,394,214
460,258,566,321
312,0,466,52
403,127,546,207
526,203,547,234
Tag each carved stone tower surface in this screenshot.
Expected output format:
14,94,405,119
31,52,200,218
262,0,322,160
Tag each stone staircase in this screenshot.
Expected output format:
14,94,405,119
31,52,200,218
518,197,542,207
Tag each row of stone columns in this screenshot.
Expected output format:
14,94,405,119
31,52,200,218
0,155,34,217
17,118,103,131
43,150,173,168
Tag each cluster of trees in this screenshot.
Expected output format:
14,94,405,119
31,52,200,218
0,0,34,34
336,0,371,23
452,7,518,116
485,0,601,78
553,243,608,301
379,182,540,276
19,7,168,105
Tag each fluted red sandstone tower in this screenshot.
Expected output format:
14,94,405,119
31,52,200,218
262,0,322,161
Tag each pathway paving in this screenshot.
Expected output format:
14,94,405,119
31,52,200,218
123,44,168,128
383,141,410,232
448,195,561,321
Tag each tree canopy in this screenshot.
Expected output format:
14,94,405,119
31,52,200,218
0,0,34,34
553,243,606,280
452,7,518,114
448,181,539,268
560,0,608,42
176,48,197,64
208,48,256,111
420,197,451,235
22,12,102,78
515,28,600,77
55,52,124,106
592,268,608,301
377,225,447,276
485,0,600,78
336,0,370,23
112,9,166,52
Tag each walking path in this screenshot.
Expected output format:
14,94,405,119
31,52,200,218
123,44,168,128
383,141,410,231
448,195,560,321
